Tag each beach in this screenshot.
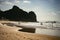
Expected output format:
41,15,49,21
0,21,60,40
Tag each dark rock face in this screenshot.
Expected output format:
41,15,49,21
0,10,4,19
0,5,37,22
28,11,37,22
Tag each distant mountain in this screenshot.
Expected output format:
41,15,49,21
0,5,37,22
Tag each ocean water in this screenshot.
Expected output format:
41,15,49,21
19,22,60,36
19,22,60,29
35,28,60,36
10,21,60,30
10,22,60,29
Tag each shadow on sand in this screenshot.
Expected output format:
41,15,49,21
18,28,35,33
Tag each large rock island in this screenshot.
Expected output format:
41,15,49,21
0,5,37,22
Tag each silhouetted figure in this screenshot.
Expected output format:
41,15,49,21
41,22,43,25
51,21,56,28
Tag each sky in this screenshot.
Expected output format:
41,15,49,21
0,0,60,22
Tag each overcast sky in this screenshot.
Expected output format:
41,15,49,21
0,0,60,22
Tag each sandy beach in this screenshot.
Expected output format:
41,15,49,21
0,21,60,40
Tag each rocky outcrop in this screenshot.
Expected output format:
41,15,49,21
0,5,37,22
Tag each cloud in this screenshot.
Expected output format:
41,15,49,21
48,0,54,2
0,0,12,5
16,1,20,3
23,0,31,4
0,0,20,5
51,12,57,15
48,12,57,16
0,1,14,5
55,11,60,15
4,1,13,5
15,1,20,4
